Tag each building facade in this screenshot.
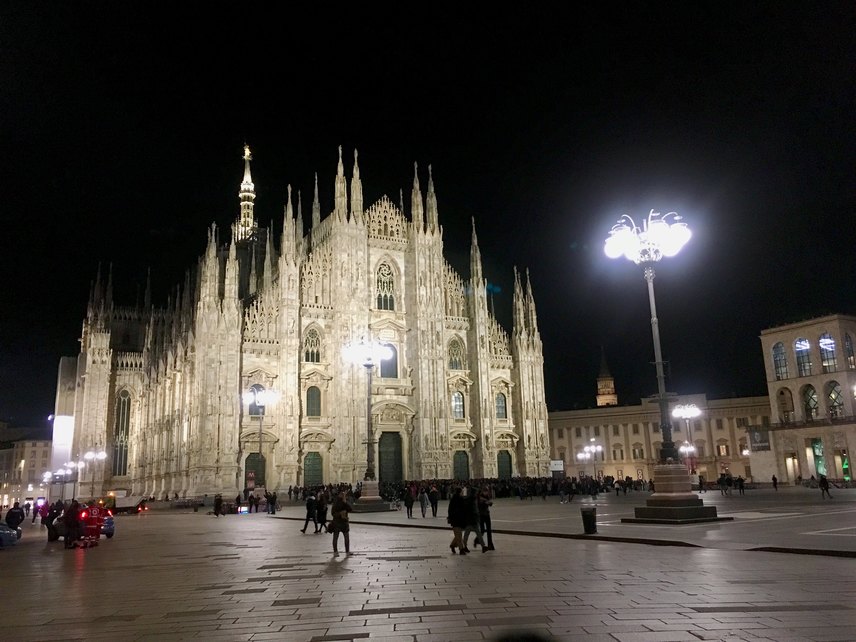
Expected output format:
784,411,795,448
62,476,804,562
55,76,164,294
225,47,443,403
549,362,770,482
0,438,51,507
54,147,550,500
749,314,855,483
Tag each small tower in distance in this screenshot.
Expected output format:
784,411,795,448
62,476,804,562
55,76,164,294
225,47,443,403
596,348,618,407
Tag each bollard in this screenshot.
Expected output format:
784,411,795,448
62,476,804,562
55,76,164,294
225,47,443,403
580,506,597,534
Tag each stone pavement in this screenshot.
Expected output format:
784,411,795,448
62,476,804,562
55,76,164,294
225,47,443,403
3,487,856,642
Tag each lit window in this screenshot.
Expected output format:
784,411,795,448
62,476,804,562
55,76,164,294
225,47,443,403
717,443,730,457
247,383,265,417
632,447,645,460
803,385,819,420
451,392,465,419
846,333,856,369
113,389,131,476
795,338,813,376
820,333,838,373
380,345,398,378
827,381,844,418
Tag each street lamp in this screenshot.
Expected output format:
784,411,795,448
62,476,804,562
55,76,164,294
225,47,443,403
576,438,602,479
84,449,107,497
607,211,725,524
673,404,701,472
344,339,392,482
605,209,691,462
242,386,278,492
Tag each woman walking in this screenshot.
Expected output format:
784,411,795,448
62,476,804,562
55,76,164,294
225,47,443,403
447,486,467,555
418,487,429,518
331,491,352,555
316,493,329,533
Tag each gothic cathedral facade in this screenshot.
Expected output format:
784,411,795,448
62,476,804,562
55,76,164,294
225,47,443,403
55,147,550,499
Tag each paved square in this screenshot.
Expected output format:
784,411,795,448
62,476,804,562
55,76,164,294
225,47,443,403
4,490,856,641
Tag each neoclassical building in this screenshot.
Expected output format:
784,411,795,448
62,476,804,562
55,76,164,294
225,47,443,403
549,359,770,482
750,314,855,483
53,146,550,499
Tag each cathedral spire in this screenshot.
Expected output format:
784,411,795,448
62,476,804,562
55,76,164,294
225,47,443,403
334,145,347,221
411,162,424,231
235,144,256,242
599,346,611,378
596,347,618,406
350,148,363,224
470,218,483,284
426,164,439,233
312,172,320,228
513,266,527,337
296,189,304,245
282,184,296,260
263,224,275,291
143,268,151,310
525,268,540,336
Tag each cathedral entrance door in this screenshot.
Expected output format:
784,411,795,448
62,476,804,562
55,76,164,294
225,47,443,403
497,450,512,479
378,432,403,483
304,452,323,486
245,453,266,489
453,451,470,480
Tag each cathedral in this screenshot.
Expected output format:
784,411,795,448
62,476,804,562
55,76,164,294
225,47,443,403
53,146,550,499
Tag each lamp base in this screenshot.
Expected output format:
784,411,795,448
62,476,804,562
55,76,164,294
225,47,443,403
621,464,733,525
352,480,395,513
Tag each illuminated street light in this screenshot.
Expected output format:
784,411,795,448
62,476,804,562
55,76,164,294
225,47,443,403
242,386,279,492
344,339,393,482
576,438,602,479
673,404,701,472
605,210,691,462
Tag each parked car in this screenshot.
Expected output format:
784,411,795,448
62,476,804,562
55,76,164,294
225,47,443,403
0,523,21,548
51,504,115,542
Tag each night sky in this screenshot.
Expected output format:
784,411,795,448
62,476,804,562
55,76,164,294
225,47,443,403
2,5,855,428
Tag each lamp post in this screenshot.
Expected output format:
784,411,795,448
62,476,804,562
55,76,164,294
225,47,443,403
242,386,278,492
84,449,108,497
605,209,691,462
576,438,602,479
344,339,392,482
607,210,725,524
672,404,701,472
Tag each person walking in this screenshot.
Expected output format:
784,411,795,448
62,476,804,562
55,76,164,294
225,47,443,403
462,486,487,554
772,475,778,491
213,494,223,516
316,493,329,533
737,476,745,496
270,491,277,515
447,487,467,554
428,485,440,517
235,494,242,512
478,485,495,551
418,487,429,518
301,493,318,533
23,501,31,517
698,474,706,493
819,474,833,499
330,491,352,556
403,490,414,518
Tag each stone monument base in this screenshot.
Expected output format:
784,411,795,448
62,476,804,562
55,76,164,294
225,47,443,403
621,464,733,524
351,480,396,513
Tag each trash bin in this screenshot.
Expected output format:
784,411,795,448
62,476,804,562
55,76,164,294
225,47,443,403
580,506,597,534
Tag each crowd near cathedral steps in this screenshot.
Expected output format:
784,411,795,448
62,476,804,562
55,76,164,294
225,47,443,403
52,146,550,500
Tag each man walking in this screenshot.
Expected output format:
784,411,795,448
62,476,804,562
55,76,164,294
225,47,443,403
819,475,833,499
772,475,778,491
301,493,318,532
478,485,494,551
462,486,487,553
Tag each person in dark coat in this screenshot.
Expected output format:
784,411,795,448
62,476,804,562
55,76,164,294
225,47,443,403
428,485,440,517
478,485,495,551
403,489,414,518
5,502,24,530
213,494,223,516
447,487,468,554
462,486,487,553
330,491,352,555
316,494,329,533
301,493,318,533
63,500,81,548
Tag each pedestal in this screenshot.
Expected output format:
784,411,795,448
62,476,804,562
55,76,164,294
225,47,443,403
622,463,733,524
351,480,395,513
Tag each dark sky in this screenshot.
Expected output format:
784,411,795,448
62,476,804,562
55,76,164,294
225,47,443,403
2,4,855,427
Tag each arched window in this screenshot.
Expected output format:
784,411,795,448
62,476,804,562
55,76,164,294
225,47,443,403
303,328,321,363
773,342,789,380
495,393,507,419
826,381,844,418
451,391,465,419
247,383,265,416
448,338,465,370
795,338,813,377
819,333,838,373
777,388,795,423
112,389,131,477
376,262,395,310
380,344,398,378
846,334,856,369
306,386,321,417
802,384,819,420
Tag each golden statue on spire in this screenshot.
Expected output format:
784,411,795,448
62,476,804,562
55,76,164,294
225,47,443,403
243,144,252,161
